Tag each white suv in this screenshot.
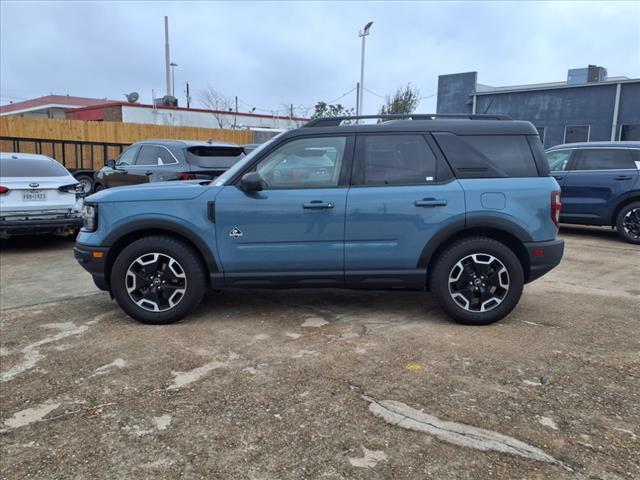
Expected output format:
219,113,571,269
0,152,83,239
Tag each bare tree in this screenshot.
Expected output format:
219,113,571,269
199,86,233,129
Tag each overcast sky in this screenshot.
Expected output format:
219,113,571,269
1,0,639,116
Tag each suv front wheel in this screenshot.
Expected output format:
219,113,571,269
430,237,524,325
111,236,207,324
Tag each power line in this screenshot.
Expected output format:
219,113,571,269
363,87,386,99
326,86,357,104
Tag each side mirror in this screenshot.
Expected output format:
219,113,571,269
106,159,116,168
240,172,264,192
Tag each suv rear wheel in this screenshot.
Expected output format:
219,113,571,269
430,237,524,325
111,236,207,324
616,201,640,244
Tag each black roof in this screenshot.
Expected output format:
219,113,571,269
285,114,537,138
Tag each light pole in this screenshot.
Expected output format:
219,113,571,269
169,62,178,97
358,21,373,117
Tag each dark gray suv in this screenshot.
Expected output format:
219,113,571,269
93,139,245,191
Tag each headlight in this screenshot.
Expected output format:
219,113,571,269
82,203,98,232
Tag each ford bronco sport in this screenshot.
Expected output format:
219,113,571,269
75,114,564,325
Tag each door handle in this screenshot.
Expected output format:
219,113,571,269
614,175,632,180
303,201,335,209
553,176,564,181
144,171,153,176
415,198,447,207
119,170,128,175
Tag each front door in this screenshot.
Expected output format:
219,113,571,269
215,135,353,287
546,148,574,188
345,133,466,289
562,148,638,224
105,145,141,188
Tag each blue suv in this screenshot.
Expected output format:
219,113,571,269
546,142,640,244
74,114,564,325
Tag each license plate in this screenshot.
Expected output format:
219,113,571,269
23,190,46,201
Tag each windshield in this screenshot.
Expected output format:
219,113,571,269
214,132,286,186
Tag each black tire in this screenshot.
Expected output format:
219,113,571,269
430,236,524,325
75,174,94,194
615,201,640,244
110,236,207,324
94,183,104,192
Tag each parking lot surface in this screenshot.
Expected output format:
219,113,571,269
1,227,638,479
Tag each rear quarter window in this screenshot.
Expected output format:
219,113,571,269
0,158,70,177
433,133,539,178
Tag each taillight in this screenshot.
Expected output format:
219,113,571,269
177,173,196,180
58,183,79,193
0,186,9,195
551,191,562,228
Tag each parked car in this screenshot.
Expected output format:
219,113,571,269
546,141,640,244
93,139,245,191
0,152,83,239
75,114,564,326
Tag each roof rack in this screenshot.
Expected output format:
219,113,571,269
303,113,512,128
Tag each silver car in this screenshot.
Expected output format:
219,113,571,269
0,152,83,239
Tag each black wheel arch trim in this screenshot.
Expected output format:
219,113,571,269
417,213,533,269
102,218,220,274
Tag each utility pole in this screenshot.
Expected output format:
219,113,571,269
185,82,191,108
164,16,171,97
234,95,238,129
355,82,360,117
357,21,373,117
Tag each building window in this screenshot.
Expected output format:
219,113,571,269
564,125,590,144
620,125,640,141
535,127,545,145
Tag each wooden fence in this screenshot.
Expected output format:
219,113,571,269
0,117,252,170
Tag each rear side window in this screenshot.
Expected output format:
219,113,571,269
0,158,69,177
575,149,635,170
434,134,538,178
358,134,437,185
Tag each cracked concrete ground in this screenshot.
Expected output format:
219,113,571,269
1,226,638,479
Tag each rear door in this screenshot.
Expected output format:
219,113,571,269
215,135,353,286
131,145,182,183
562,148,638,224
344,133,465,289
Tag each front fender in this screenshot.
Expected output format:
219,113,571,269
101,215,220,274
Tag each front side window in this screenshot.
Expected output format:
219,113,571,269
256,136,347,189
116,146,139,166
359,134,437,185
546,150,573,171
576,149,635,171
564,125,589,143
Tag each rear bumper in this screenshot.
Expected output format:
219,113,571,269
0,216,82,236
74,243,110,291
524,239,564,283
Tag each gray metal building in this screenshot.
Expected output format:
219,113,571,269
436,66,640,148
